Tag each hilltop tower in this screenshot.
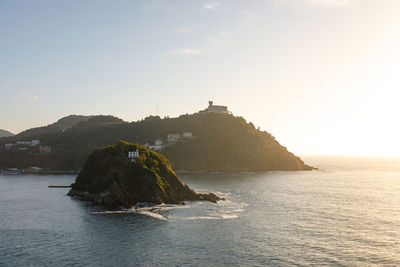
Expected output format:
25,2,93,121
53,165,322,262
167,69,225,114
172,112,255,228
202,101,229,114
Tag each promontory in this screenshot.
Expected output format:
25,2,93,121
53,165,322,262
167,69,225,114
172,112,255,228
0,104,314,172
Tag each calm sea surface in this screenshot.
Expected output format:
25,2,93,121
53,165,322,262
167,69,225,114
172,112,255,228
1,157,400,266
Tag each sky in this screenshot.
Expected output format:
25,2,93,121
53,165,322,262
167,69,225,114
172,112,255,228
1,0,400,157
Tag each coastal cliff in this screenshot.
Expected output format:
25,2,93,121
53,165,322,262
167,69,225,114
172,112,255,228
68,141,223,208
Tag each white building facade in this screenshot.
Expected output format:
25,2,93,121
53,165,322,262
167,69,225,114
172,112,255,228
128,150,140,160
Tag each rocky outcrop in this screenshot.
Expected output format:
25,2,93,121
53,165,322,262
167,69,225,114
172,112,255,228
68,141,224,208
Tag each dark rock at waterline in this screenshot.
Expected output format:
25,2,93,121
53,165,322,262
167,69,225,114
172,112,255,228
68,141,224,208
198,193,225,203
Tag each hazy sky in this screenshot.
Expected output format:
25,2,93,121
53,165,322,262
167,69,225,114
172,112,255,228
1,0,399,157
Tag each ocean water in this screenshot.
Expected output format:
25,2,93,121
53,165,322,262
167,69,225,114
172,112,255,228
1,157,400,266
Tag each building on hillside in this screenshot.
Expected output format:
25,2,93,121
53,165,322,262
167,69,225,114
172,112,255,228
167,133,182,143
16,140,40,147
39,146,52,153
143,138,165,151
155,138,163,146
182,132,192,138
128,150,140,161
31,140,40,146
5,143,14,150
201,101,229,114
16,141,31,146
7,168,21,174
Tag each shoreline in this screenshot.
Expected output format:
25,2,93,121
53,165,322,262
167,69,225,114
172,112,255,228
1,168,317,176
0,171,79,175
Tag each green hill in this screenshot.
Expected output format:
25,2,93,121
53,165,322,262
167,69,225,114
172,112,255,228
0,112,313,172
16,115,124,138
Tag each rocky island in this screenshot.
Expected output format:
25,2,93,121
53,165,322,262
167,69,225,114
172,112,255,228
68,141,223,208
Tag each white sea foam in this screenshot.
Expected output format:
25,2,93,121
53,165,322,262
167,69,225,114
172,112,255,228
91,193,245,222
181,214,239,220
222,208,244,213
92,207,168,221
92,210,133,215
136,210,168,221
156,205,190,211
220,214,240,219
173,196,246,221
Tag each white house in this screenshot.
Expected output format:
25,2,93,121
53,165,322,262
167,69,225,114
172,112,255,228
182,132,192,138
31,140,40,146
155,138,163,146
128,149,140,159
17,141,31,146
168,133,181,143
15,140,40,147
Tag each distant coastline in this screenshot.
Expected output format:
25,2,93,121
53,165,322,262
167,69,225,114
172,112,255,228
0,169,78,175
0,168,317,176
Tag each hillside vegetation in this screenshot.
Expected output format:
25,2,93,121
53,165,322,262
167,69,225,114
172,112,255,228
0,129,14,138
0,113,313,171
16,115,124,138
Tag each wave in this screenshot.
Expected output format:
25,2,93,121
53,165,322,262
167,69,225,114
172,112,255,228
136,210,168,221
155,205,190,211
91,194,245,222
181,214,239,220
92,210,133,215
92,207,168,221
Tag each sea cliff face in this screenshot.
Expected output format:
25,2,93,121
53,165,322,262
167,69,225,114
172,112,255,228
68,141,223,208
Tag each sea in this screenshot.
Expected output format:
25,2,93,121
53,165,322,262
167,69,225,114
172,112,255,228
1,156,399,266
